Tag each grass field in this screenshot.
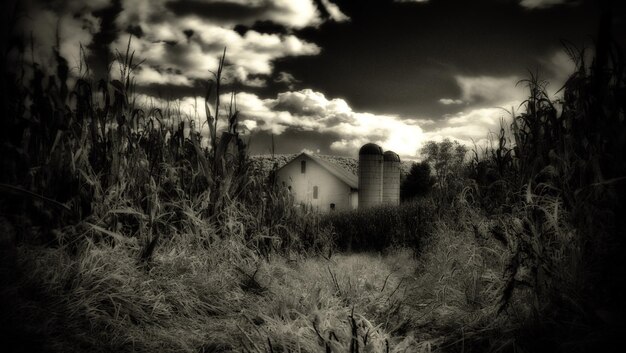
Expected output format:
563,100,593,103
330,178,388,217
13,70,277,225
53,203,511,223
3,206,516,353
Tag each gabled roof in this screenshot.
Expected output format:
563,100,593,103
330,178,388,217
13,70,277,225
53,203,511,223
277,152,358,189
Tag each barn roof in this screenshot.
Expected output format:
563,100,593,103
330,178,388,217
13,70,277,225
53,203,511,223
278,152,359,189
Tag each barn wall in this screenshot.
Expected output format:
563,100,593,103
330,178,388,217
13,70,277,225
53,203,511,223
276,155,353,212
350,191,358,210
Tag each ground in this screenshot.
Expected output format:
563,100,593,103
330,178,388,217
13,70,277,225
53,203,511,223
6,217,510,353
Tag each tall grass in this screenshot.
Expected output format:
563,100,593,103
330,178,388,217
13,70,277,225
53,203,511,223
463,13,626,350
322,200,436,253
0,34,338,352
0,33,325,254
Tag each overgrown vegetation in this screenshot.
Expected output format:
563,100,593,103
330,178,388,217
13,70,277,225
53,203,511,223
400,161,433,201
1,1,625,352
459,12,626,351
322,200,435,253
320,6,626,350
0,30,335,352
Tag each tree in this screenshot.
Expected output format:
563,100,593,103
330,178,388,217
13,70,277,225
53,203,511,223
420,139,467,189
401,161,433,200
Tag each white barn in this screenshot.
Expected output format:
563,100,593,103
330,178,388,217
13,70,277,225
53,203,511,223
275,152,358,212
275,144,401,212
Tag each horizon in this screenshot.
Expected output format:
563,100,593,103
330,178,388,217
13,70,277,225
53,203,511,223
8,0,626,159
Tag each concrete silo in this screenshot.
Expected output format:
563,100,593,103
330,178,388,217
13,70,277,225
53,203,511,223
383,151,401,205
358,143,383,209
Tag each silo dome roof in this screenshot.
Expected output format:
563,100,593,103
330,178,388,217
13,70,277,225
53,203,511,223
383,151,400,162
359,143,383,155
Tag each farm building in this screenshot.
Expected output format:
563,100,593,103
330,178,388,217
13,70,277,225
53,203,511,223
274,143,401,212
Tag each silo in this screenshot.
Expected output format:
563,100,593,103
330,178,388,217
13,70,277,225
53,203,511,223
358,143,383,209
383,151,401,205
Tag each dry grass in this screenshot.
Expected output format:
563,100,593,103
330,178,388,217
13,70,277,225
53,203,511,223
4,230,425,352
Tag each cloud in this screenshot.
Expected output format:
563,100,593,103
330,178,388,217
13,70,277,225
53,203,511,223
301,148,321,154
132,66,193,86
319,0,350,22
163,0,324,29
455,75,526,106
111,1,323,87
135,86,519,157
233,89,426,157
423,74,529,151
120,0,346,31
438,98,464,105
147,85,520,158
272,89,352,118
109,23,320,87
274,71,300,89
519,0,569,9
422,104,516,152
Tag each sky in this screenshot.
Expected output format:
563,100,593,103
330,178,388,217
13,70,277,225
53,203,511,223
9,0,626,159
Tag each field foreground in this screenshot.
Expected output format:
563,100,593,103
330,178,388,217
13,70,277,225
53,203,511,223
2,215,514,353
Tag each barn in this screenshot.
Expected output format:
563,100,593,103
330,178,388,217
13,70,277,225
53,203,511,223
275,152,359,212
275,143,401,212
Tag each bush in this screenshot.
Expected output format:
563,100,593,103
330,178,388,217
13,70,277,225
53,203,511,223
400,161,433,201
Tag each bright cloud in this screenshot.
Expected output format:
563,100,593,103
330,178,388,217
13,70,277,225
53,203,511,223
420,73,532,151
320,0,351,22
118,0,322,29
439,98,464,105
426,104,515,143
519,0,569,9
124,84,521,158
455,75,526,105
234,83,524,157
232,89,426,157
112,0,324,87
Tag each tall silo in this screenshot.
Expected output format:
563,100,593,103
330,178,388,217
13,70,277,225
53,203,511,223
358,143,383,209
383,151,401,205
